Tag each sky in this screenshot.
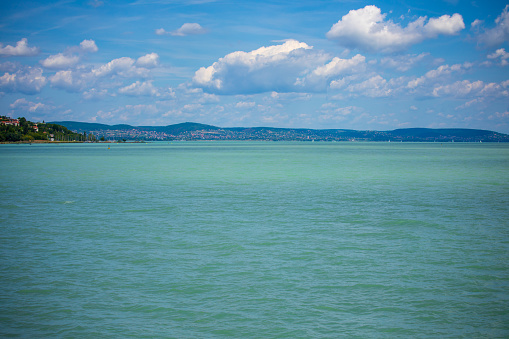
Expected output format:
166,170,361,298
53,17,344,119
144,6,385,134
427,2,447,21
1,0,509,132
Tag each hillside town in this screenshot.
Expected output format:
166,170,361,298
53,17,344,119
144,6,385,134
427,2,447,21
0,116,95,142
56,121,509,143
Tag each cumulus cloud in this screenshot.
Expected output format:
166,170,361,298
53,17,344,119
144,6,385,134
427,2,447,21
474,5,509,47
344,75,395,97
193,39,341,94
10,98,52,112
294,54,366,91
431,80,500,98
0,38,40,57
156,23,206,36
41,53,80,69
92,56,149,78
119,80,160,96
41,39,98,69
136,53,159,68
407,62,472,89
50,54,154,92
50,70,89,92
487,48,509,66
0,66,46,94
80,39,98,53
326,5,464,53
311,56,363,78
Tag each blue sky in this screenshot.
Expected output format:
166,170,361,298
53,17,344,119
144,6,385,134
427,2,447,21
1,0,508,132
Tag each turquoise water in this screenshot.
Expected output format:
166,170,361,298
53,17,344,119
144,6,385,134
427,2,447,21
1,142,509,338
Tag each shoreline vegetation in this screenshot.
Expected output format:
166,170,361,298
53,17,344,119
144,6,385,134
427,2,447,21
0,116,98,143
2,117,509,143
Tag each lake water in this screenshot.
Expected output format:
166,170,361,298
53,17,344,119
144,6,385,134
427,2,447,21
1,142,508,338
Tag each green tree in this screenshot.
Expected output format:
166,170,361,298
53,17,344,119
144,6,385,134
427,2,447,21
18,117,29,135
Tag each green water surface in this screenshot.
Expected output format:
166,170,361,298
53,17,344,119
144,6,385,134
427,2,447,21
1,142,508,337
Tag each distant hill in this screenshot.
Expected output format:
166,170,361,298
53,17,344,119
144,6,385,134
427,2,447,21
142,122,222,134
50,121,509,142
51,121,134,131
390,128,497,138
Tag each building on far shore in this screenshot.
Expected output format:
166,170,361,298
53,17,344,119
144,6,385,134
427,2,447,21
0,118,19,126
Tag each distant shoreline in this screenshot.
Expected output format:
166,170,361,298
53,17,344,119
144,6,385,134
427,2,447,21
50,121,509,142
1,140,505,145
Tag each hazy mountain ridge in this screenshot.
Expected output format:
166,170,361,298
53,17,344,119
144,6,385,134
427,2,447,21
51,121,509,142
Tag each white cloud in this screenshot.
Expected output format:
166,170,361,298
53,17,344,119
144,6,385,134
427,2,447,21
407,62,472,89
329,76,353,89
0,38,39,57
50,70,88,92
198,92,218,103
173,23,206,36
487,48,509,66
326,5,464,53
236,101,256,108
329,73,408,99
156,23,206,36
425,14,465,35
41,40,98,69
432,80,509,98
471,19,483,29
80,39,98,53
41,53,80,69
119,80,160,96
93,57,135,77
474,5,509,47
92,57,149,78
312,54,365,78
345,75,393,97
136,53,159,68
295,54,366,91
432,80,483,97
193,39,336,94
10,98,52,112
48,51,158,92
0,61,19,73
455,98,484,110
381,53,429,72
0,66,46,94
182,103,203,111
83,88,110,100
